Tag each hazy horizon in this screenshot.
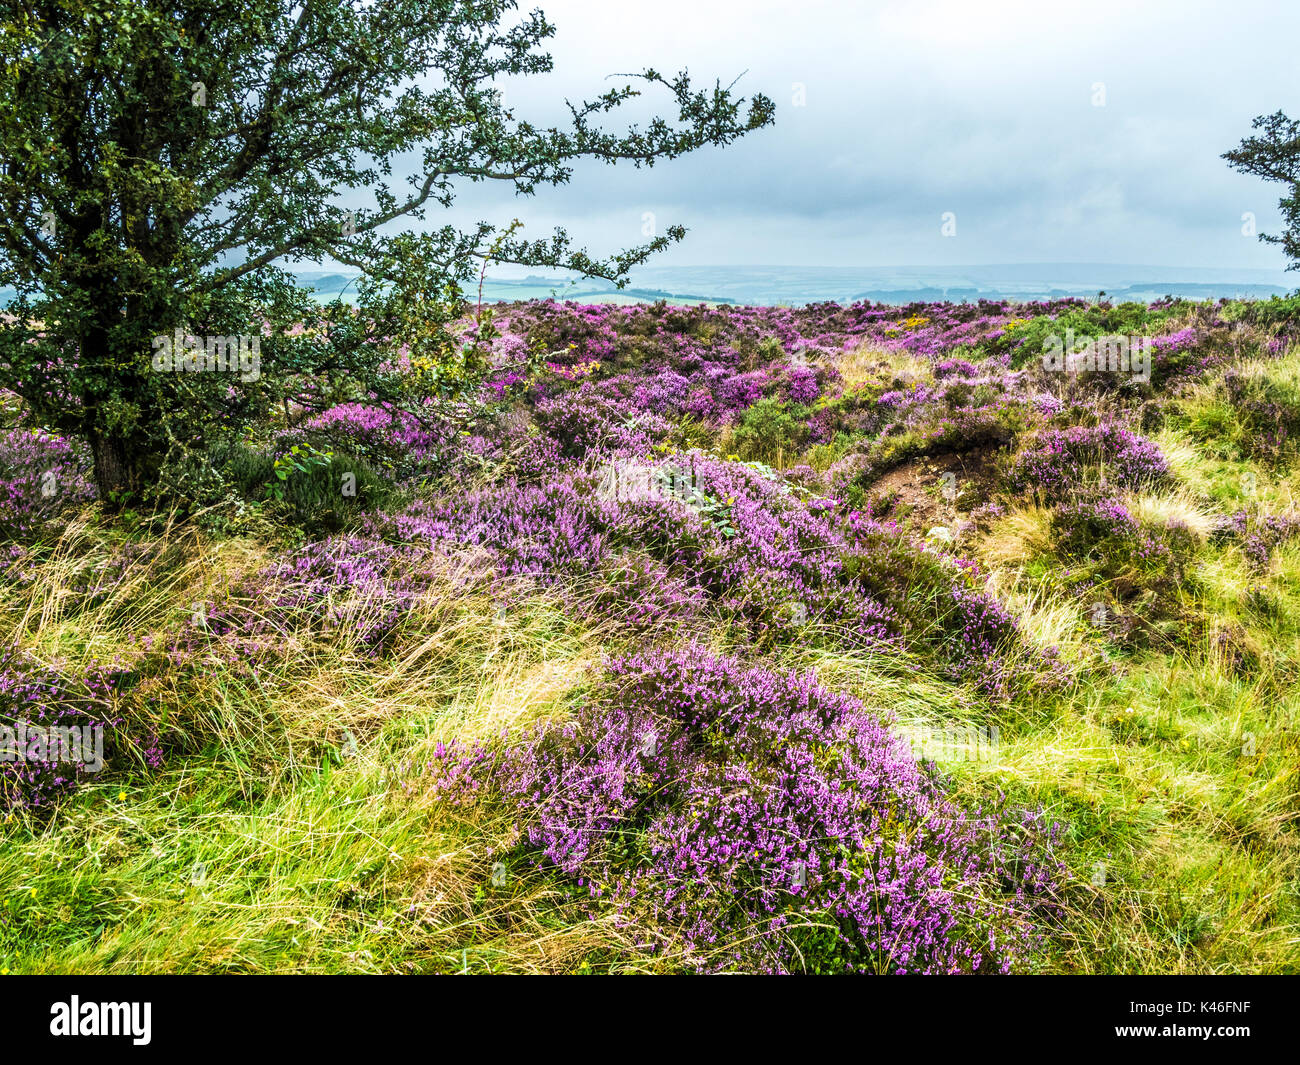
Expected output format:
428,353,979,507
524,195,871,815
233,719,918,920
290,260,1297,307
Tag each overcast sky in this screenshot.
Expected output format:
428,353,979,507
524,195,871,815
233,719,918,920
433,0,1298,274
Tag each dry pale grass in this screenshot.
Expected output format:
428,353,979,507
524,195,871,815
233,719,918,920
836,340,933,392
977,505,1053,569
1125,488,1218,540
983,566,1092,658
1151,428,1216,491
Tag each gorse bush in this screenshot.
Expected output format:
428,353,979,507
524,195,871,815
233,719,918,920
998,303,1177,369
430,646,1065,974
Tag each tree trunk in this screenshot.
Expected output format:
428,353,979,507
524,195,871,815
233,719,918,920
89,430,142,506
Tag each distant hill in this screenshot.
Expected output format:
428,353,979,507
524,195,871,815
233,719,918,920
4,264,1293,311
291,263,1296,307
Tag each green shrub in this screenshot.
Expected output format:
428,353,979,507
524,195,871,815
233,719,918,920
1000,302,1184,369
732,398,811,463
1169,362,1300,465
219,441,397,531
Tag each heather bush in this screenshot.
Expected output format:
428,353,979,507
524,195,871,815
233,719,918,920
291,402,451,476
429,646,1064,974
577,550,709,632
500,428,566,484
1211,509,1300,570
0,648,142,814
1042,496,1203,645
378,478,608,582
1003,424,1171,495
186,535,435,664
630,368,695,416
786,363,823,404
535,388,673,459
523,301,620,366
1213,367,1300,464
0,428,96,542
1050,496,1197,582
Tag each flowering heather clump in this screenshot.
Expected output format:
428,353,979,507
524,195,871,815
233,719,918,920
1212,509,1300,569
601,454,904,651
1004,424,1170,495
1150,326,1199,358
292,401,447,475
0,648,129,814
1052,497,1160,561
366,449,1058,697
934,357,980,379
944,585,1047,703
579,550,710,632
502,429,565,484
185,536,434,664
0,428,96,542
1220,369,1300,464
713,369,772,415
375,478,606,581
631,369,694,415
786,363,821,404
1047,495,1200,613
430,646,1065,974
534,388,672,458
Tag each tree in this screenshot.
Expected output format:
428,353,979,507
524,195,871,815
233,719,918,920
0,0,774,504
1224,110,1300,271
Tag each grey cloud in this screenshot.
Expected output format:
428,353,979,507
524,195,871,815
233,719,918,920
403,0,1299,271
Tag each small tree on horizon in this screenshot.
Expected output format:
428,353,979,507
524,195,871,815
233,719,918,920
0,0,774,505
1224,110,1300,272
